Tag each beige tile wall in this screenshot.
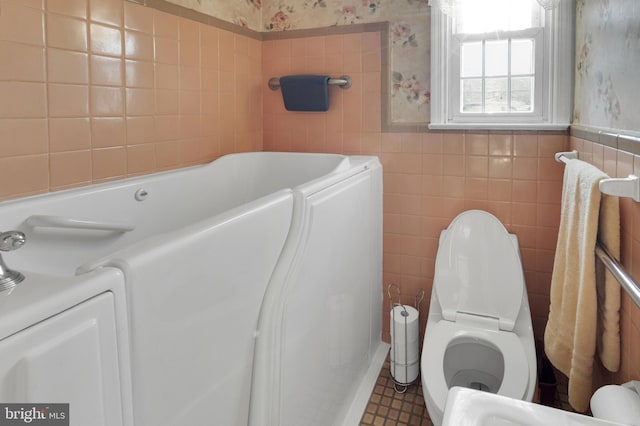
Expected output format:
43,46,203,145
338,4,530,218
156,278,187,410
0,0,262,200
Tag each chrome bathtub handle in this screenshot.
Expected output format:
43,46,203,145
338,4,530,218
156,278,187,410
26,215,135,233
0,230,26,251
0,231,26,291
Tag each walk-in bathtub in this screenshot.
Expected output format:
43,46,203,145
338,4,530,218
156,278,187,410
0,152,386,426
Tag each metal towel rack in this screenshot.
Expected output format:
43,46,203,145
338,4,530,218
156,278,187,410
555,150,640,308
268,75,352,91
555,150,640,201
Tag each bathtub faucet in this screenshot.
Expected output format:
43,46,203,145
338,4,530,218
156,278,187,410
0,231,26,291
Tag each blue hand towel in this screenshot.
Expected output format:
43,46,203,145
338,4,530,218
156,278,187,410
279,75,330,112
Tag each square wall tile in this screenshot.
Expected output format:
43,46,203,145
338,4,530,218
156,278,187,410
47,48,89,84
89,0,122,27
46,0,87,19
50,150,91,188
124,1,153,33
48,118,91,152
180,66,200,91
513,157,538,180
125,30,154,61
90,23,122,57
489,133,513,156
46,13,86,51
489,157,513,179
126,116,155,145
91,117,125,148
153,9,178,39
90,55,123,86
179,38,199,67
0,154,49,198
48,83,89,117
0,2,44,46
154,36,179,64
154,115,179,141
0,82,47,118
125,59,154,88
126,143,156,175
155,63,179,90
0,119,48,156
125,88,154,116
0,41,45,82
514,134,539,157
466,133,489,155
92,146,126,180
155,89,179,115
90,86,123,116
155,140,181,168
200,24,218,48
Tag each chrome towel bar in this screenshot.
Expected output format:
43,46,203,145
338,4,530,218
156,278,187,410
596,243,640,308
268,75,352,91
555,150,640,308
555,150,640,201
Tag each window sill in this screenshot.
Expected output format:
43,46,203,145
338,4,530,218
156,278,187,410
428,122,570,132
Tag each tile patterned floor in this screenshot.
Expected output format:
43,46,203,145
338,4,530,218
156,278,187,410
360,355,573,426
359,357,433,426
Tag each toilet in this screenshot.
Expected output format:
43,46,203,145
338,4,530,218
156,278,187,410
421,210,537,426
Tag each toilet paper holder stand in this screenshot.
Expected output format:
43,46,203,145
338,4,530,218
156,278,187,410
388,284,425,393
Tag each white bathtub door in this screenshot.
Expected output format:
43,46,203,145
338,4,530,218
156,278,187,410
0,293,125,426
111,193,293,426
280,172,381,426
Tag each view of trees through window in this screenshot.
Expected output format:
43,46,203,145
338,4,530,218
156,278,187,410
460,38,535,113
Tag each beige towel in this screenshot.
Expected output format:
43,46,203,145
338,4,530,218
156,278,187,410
544,159,620,412
596,193,621,372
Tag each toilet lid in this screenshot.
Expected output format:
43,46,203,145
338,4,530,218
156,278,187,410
421,321,531,415
435,210,524,331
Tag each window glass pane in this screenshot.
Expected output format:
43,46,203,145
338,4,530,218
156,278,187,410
511,76,534,112
461,41,483,77
485,40,508,77
456,0,541,34
511,39,534,75
484,78,508,112
461,79,482,112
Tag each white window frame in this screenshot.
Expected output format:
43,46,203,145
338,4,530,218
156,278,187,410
429,0,574,131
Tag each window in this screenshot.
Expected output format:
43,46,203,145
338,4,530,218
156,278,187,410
429,0,573,130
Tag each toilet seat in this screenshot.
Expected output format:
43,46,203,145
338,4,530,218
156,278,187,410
434,210,524,331
422,320,530,414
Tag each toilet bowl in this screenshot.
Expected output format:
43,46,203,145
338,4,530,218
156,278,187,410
421,210,537,426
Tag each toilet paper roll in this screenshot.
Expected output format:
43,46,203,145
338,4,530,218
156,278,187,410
389,305,420,384
590,384,640,425
390,305,420,343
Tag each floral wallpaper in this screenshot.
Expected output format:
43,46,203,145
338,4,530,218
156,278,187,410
573,0,640,133
165,0,432,125
164,0,263,30
260,0,428,30
389,17,430,124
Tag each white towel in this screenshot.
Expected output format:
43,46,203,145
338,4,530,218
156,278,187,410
544,159,620,412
